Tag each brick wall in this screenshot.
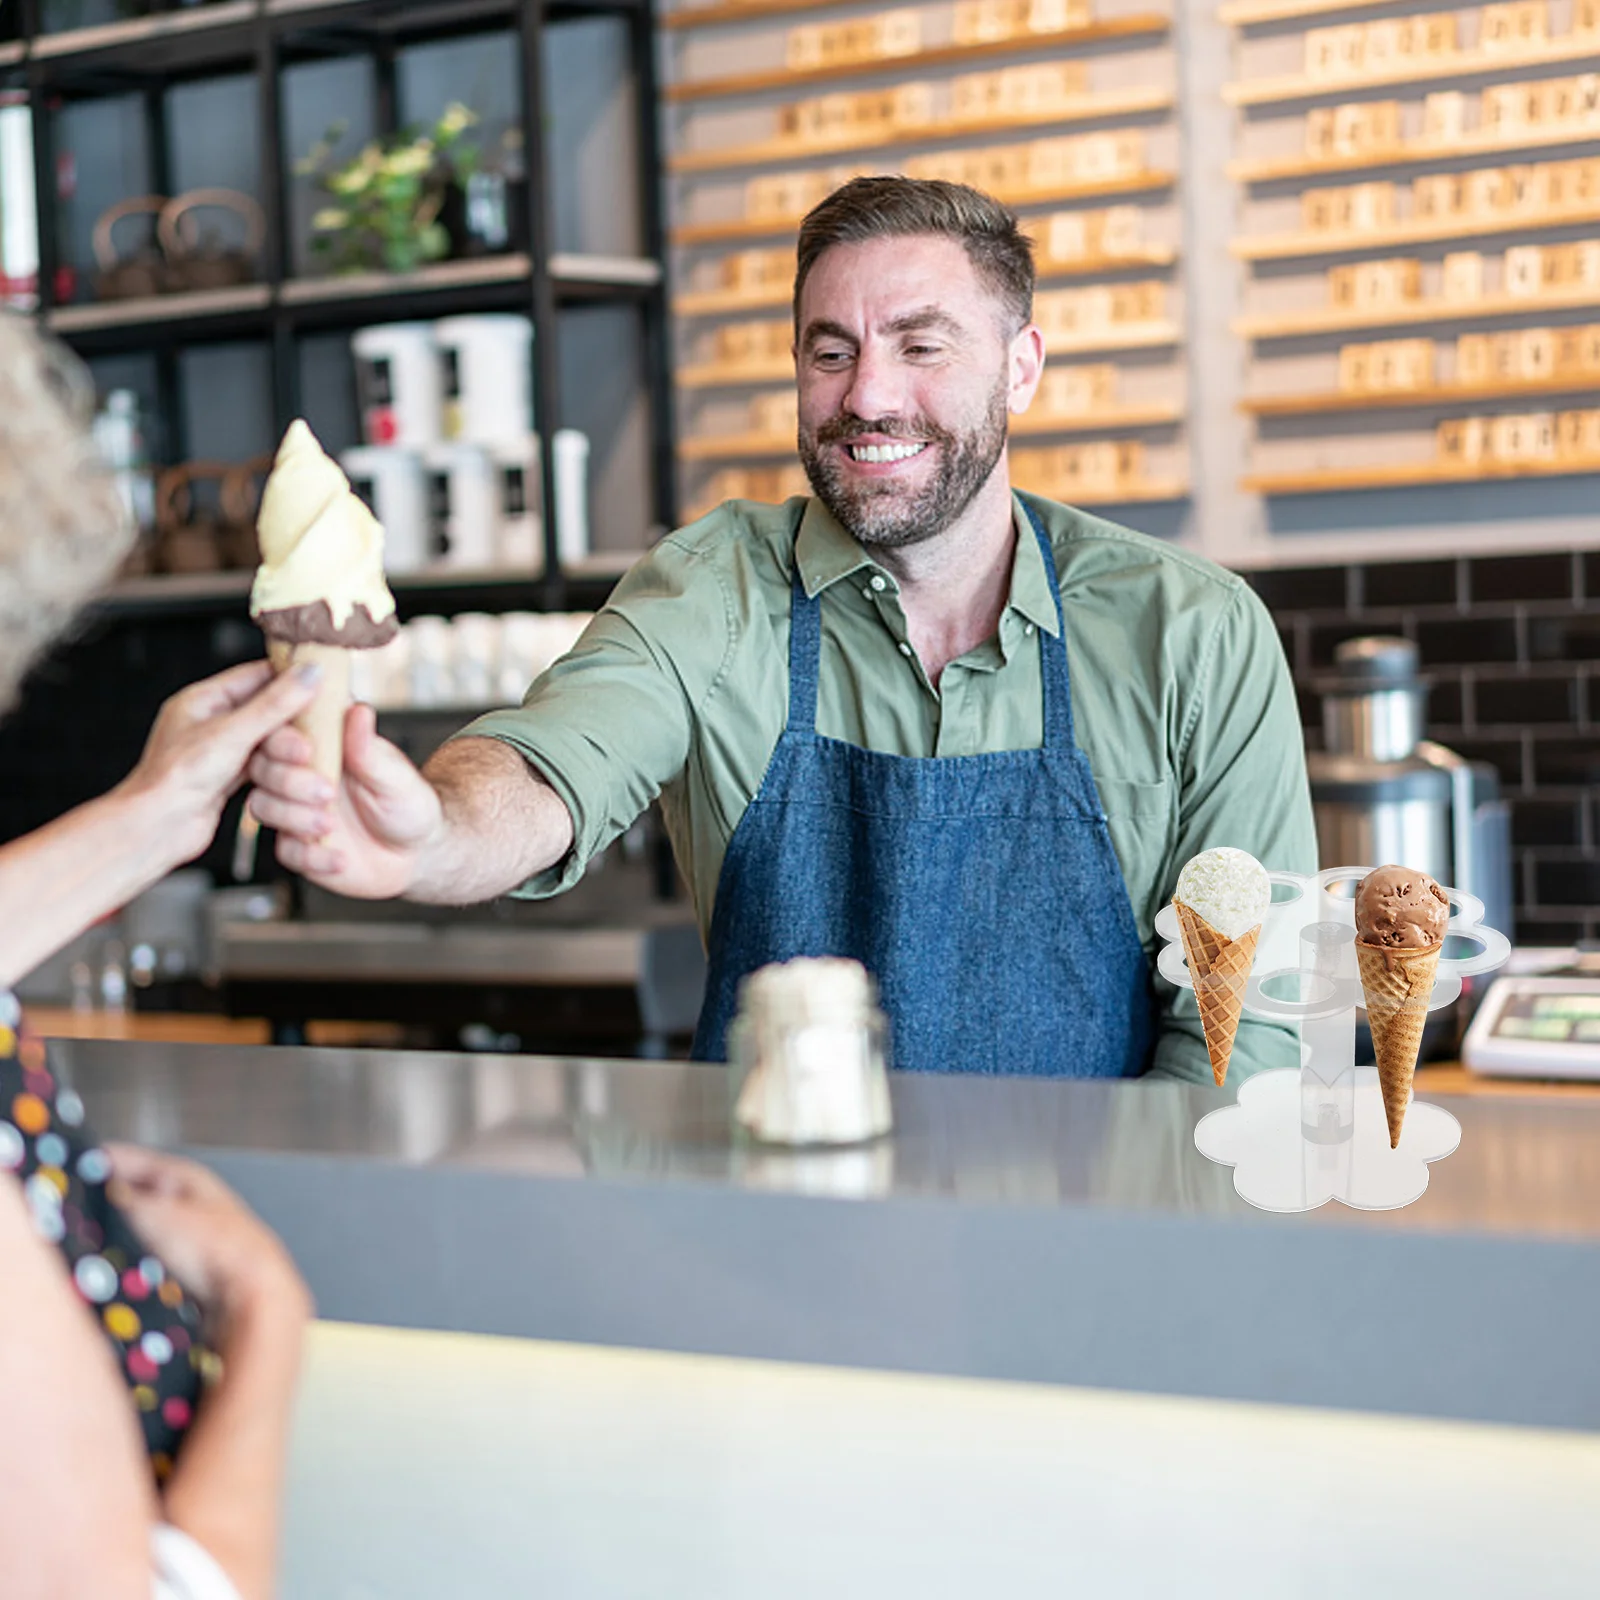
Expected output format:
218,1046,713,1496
1244,551,1600,950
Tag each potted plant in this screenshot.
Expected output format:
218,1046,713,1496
296,102,481,276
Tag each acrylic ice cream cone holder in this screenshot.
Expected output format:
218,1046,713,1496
1155,867,1510,1214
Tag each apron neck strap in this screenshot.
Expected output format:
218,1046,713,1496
786,497,1075,749
1020,497,1075,752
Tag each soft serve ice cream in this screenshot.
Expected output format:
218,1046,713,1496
251,419,398,647
252,421,398,779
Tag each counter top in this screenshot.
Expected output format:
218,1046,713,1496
48,1039,1600,1432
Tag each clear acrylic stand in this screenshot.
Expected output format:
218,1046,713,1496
1155,867,1511,1214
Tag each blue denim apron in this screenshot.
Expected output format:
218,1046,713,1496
691,501,1154,1077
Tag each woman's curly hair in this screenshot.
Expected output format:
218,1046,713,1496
0,311,134,713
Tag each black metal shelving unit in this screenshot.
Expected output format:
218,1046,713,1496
10,0,676,617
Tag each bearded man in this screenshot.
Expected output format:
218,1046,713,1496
249,177,1315,1081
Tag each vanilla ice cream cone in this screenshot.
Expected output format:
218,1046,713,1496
1356,941,1440,1148
1174,900,1262,1087
267,638,352,784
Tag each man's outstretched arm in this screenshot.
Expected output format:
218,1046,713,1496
249,709,574,905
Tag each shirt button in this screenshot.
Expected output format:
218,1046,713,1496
898,641,912,657
1025,623,1035,636
870,575,887,592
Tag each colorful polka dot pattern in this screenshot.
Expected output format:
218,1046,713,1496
0,992,210,1480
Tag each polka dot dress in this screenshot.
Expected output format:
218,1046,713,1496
1,992,211,1481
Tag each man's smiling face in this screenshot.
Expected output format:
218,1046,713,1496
794,234,1025,550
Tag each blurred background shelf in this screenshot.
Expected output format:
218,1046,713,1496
1225,37,1600,111
1234,204,1600,264
1230,126,1600,186
1245,457,1600,495
664,16,1170,103
667,88,1175,174
1237,287,1600,340
1219,0,1413,21
1243,378,1600,416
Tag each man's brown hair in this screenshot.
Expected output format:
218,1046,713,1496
794,176,1035,332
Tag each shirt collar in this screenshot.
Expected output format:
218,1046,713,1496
793,493,1062,639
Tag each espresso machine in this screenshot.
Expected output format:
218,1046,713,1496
1307,636,1514,953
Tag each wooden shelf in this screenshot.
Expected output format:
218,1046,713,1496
664,0,869,31
1015,478,1189,504
673,248,1177,316
670,171,1177,246
1237,284,1600,340
668,87,1175,174
679,403,1185,459
1231,124,1600,186
29,0,256,60
1224,36,1600,110
1219,0,1411,23
665,17,1171,103
678,323,1181,387
1245,455,1600,494
1234,201,1600,263
1243,375,1600,416
278,254,533,303
47,283,272,332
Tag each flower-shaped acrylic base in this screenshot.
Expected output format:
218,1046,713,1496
1156,866,1510,1215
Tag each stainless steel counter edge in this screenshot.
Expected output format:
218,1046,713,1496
51,1040,1600,1433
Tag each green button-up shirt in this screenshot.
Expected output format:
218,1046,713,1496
465,490,1317,1083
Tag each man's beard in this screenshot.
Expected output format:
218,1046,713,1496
797,377,1009,550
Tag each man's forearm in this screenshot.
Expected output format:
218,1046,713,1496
406,737,576,905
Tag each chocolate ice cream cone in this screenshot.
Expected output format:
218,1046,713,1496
1174,899,1262,1087
1355,941,1440,1149
267,638,351,784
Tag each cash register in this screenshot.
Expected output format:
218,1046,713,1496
1463,950,1600,1081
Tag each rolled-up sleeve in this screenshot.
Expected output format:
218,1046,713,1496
1149,582,1318,1084
459,536,732,899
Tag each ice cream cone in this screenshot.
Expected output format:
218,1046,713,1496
1355,941,1440,1149
1173,899,1262,1087
266,638,351,784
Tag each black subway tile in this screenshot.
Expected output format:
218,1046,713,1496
1512,798,1584,847
1427,675,1464,728
1467,553,1575,605
1530,736,1600,786
1414,616,1520,666
1474,674,1578,726
1532,858,1600,907
1275,620,1302,675
1361,558,1458,609
1309,620,1394,668
1516,917,1586,945
1527,614,1600,662
1451,736,1527,787
1246,565,1349,613
1584,552,1600,603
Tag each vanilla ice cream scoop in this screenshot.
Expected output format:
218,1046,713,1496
1174,847,1271,941
251,420,397,641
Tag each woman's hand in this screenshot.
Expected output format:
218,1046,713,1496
105,1146,311,1335
117,660,322,872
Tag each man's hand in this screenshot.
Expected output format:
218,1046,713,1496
247,702,443,899
117,660,322,871
105,1146,311,1336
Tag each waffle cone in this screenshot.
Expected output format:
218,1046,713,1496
1174,900,1261,1087
266,637,351,784
1355,941,1440,1149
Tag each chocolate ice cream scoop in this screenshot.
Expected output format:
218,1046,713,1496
1354,865,1450,949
